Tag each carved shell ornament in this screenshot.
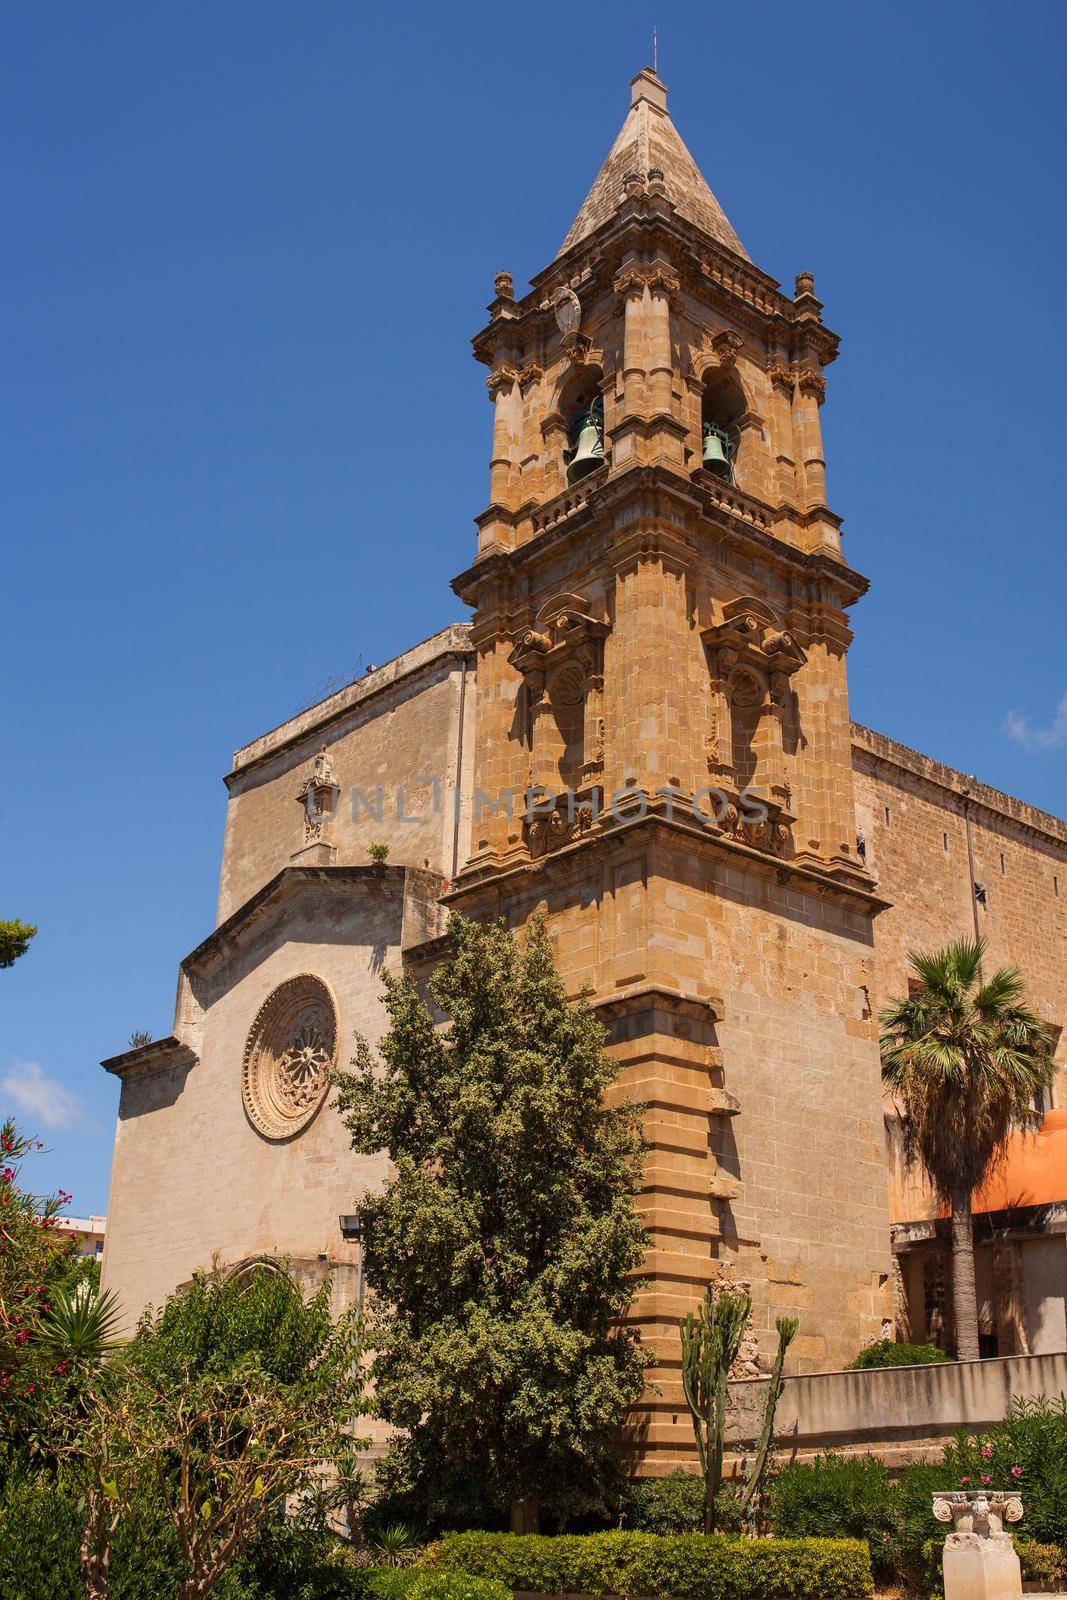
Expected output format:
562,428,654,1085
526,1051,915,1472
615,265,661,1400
554,286,581,337
242,975,336,1140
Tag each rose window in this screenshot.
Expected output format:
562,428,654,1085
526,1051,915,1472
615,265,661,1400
242,976,336,1140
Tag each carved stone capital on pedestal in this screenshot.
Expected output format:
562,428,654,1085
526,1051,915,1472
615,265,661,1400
933,1492,1024,1536
933,1492,1024,1600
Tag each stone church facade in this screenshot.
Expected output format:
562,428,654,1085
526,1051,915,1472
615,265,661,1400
101,70,1066,1473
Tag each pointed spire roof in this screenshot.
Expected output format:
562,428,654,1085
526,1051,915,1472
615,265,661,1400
559,69,747,261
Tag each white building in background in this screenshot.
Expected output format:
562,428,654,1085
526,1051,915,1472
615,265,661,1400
57,1214,107,1260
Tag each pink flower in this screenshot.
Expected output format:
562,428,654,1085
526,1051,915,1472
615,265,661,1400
960,1476,971,1485
981,1475,991,1485
980,1445,993,1459
1011,1466,1022,1478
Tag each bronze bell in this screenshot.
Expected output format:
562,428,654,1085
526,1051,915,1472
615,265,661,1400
702,422,733,480
565,399,605,484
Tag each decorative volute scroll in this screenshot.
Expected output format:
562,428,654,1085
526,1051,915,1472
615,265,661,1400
296,746,340,844
509,595,610,854
700,597,806,853
932,1492,1024,1535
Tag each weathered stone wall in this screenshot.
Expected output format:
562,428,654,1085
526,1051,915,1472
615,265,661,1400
851,724,1067,1223
100,869,419,1465
218,627,473,924
728,1348,1067,1465
447,812,891,1474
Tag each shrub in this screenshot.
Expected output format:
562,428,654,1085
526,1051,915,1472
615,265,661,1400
0,1473,184,1600
1017,1541,1067,1591
883,1459,955,1590
358,1574,510,1600
943,1395,1067,1547
0,1473,81,1600
768,1455,894,1571
426,1529,874,1599
846,1340,949,1369
620,1471,744,1536
621,1469,704,1534
216,1519,357,1600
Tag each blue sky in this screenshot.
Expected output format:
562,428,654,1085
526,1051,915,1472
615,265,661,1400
2,0,1065,1215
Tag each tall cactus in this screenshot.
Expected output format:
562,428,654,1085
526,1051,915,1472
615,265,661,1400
738,1315,798,1525
679,1285,751,1533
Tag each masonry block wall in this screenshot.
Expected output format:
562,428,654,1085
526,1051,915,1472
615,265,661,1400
218,627,473,922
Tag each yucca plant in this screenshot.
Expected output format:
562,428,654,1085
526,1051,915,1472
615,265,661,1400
881,937,1055,1361
39,1282,125,1364
368,1521,423,1566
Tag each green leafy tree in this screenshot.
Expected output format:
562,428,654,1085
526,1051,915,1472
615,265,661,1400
0,919,37,969
333,913,650,1532
881,938,1055,1360
54,1265,367,1600
0,1119,87,1446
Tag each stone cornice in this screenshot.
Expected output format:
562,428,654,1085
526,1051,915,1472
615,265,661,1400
454,464,868,612
590,983,725,1025
473,207,840,375
181,866,408,979
444,809,888,919
102,1035,198,1083
227,625,474,786
851,723,1067,848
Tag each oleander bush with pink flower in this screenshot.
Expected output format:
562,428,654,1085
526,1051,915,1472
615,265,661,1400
768,1397,1067,1590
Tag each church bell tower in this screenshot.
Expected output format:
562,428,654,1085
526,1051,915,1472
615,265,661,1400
449,69,891,1469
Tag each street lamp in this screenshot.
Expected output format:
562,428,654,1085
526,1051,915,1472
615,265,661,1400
337,1211,366,1543
338,1213,365,1320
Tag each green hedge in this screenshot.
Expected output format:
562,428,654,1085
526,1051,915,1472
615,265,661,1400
426,1530,873,1599
846,1340,949,1370
358,1574,510,1600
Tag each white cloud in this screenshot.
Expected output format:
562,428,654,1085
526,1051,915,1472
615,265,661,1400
1,1059,83,1130
1004,692,1067,753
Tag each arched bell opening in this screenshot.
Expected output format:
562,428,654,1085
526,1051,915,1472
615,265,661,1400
560,367,605,486
700,367,746,485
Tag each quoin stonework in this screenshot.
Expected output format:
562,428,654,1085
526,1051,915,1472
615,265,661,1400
101,69,1067,1473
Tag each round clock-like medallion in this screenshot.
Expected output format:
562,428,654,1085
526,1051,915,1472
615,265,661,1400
242,976,336,1140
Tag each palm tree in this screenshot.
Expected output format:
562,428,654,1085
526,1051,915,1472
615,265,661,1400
881,937,1055,1361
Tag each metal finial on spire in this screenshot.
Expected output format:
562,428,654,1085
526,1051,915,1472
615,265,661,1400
653,26,658,75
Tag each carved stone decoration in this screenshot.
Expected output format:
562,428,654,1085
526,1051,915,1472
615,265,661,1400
711,328,744,366
525,789,600,859
296,746,340,843
493,269,514,302
554,287,582,337
701,597,805,822
932,1491,1024,1600
933,1492,1024,1535
509,598,610,810
242,976,336,1141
